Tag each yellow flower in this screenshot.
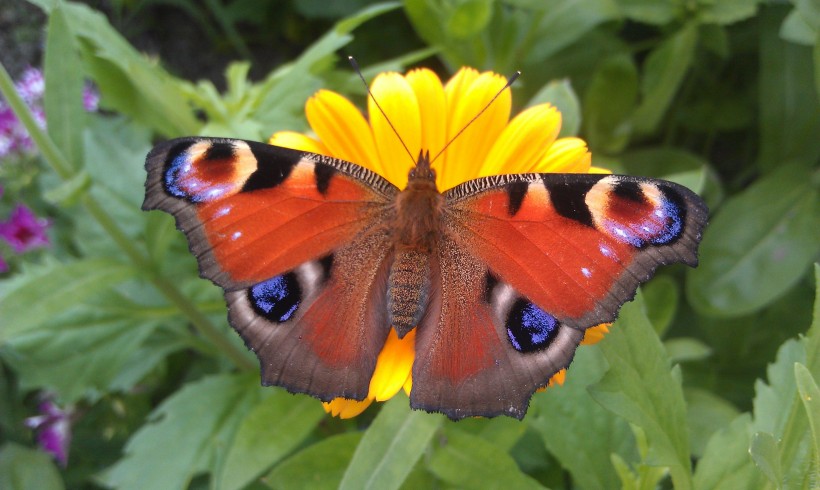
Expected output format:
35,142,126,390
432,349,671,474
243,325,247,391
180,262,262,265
270,67,609,418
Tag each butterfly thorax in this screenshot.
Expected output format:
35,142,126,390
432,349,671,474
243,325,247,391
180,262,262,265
391,151,443,253
387,152,443,337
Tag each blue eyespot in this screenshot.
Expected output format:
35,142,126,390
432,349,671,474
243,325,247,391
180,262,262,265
249,273,302,323
506,299,560,353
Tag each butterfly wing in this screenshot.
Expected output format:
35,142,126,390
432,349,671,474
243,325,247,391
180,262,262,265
143,137,399,400
410,173,707,419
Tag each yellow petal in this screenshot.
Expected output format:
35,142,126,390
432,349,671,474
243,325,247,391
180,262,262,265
369,73,422,189
440,71,511,190
581,323,611,345
306,89,382,175
322,397,373,419
535,137,591,173
406,68,447,171
369,328,416,401
403,373,413,396
589,166,612,174
479,104,561,177
548,369,567,387
268,131,330,155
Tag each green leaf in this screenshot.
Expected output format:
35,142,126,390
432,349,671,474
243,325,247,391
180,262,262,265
4,306,160,402
522,0,621,62
780,10,817,46
632,23,698,135
749,432,783,487
527,78,582,137
0,443,64,490
696,0,758,25
583,54,638,153
530,346,635,490
693,414,763,489
264,433,363,489
615,0,682,25
758,7,820,171
44,6,84,169
57,3,200,136
0,258,135,343
643,275,680,335
42,170,91,207
684,388,740,458
665,337,712,364
616,147,709,194
687,164,820,317
217,392,325,490
339,395,442,490
254,2,400,134
794,363,820,476
428,429,546,489
445,0,493,39
99,374,263,490
589,294,693,490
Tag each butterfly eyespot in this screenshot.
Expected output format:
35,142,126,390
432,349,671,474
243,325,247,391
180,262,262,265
505,299,561,353
249,273,302,323
163,140,257,202
587,178,687,248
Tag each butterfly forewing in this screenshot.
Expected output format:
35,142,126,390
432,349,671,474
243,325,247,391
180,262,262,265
443,172,708,331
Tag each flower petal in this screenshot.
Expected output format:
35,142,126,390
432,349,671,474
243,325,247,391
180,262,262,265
368,328,415,401
534,137,591,173
406,68,447,169
548,369,567,387
268,131,330,155
479,104,561,177
439,71,511,190
369,73,422,189
322,397,373,419
306,90,381,174
581,323,611,345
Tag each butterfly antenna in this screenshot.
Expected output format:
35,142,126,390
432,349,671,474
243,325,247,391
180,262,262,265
348,56,417,166
430,70,521,164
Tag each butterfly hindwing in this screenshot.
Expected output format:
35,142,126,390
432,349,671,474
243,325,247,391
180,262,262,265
143,137,400,400
410,235,584,419
444,173,707,331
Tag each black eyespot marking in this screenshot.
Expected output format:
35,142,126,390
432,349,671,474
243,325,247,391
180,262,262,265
318,254,334,283
249,273,302,323
506,299,561,353
242,145,302,192
613,180,644,202
204,142,235,161
483,272,499,303
506,181,529,216
315,164,337,195
546,179,596,227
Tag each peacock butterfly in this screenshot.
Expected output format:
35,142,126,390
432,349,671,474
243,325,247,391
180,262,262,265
142,130,707,419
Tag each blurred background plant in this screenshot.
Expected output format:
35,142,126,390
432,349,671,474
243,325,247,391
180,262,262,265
0,0,818,489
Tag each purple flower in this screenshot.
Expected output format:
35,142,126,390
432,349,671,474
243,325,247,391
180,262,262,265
82,85,100,112
15,68,45,103
24,397,72,467
0,205,50,253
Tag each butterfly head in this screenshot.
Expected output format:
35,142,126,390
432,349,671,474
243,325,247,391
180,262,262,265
407,150,436,187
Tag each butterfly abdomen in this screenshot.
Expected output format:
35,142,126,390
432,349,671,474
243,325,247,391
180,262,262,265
387,249,431,337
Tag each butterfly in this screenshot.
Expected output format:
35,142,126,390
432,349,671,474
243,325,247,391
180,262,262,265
143,136,707,420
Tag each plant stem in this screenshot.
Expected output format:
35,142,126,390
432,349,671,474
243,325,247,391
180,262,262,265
0,62,255,372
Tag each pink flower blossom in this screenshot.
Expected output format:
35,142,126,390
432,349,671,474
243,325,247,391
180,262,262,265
0,205,50,253
15,68,45,103
24,397,72,467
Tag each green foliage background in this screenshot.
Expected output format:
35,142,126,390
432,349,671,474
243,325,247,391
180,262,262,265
1,0,819,488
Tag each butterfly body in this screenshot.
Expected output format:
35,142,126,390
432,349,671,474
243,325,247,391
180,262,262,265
144,137,707,420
